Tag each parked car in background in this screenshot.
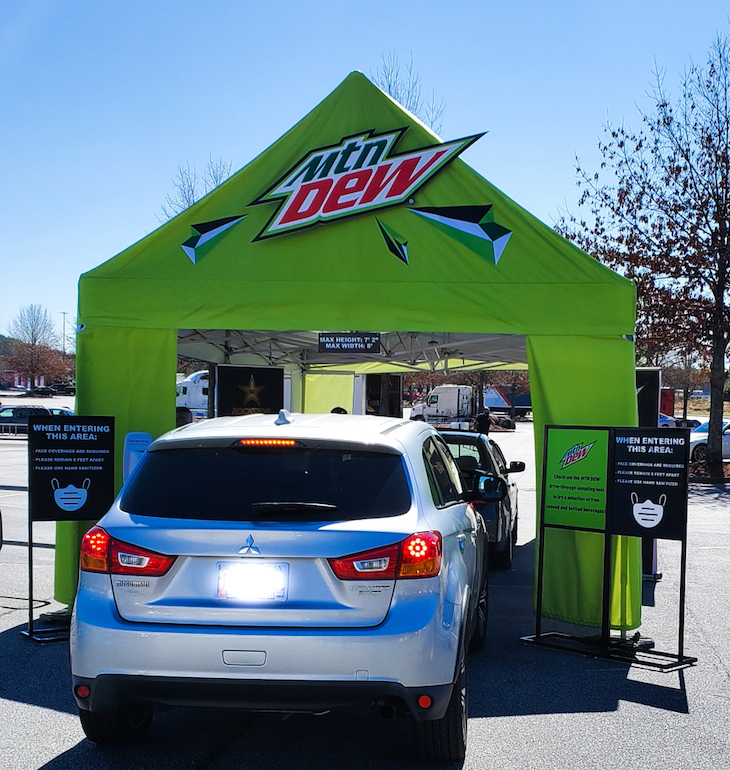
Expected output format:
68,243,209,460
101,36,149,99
24,386,56,397
439,429,524,569
0,405,65,433
49,382,76,395
49,407,74,417
689,420,730,461
659,413,676,427
675,417,701,429
70,412,504,761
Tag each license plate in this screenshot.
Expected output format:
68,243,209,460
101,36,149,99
216,562,289,601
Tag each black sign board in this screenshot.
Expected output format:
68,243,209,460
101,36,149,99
28,416,115,522
217,365,284,417
609,427,689,541
530,423,695,671
318,333,380,353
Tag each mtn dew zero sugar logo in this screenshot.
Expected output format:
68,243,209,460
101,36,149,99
543,427,609,531
250,128,482,240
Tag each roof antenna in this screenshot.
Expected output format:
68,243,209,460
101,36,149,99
275,409,293,425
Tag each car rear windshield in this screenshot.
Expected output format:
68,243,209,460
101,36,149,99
120,445,412,521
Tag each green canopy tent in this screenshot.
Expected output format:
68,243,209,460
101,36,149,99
61,71,641,630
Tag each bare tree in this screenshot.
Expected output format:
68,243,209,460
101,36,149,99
159,155,234,222
557,33,730,468
371,53,445,134
9,304,58,349
6,304,67,386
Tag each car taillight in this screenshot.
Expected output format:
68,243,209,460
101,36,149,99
80,527,110,573
399,532,442,578
328,532,442,581
328,542,400,580
80,526,176,576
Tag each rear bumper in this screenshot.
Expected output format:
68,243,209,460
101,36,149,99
71,573,464,713
72,673,453,721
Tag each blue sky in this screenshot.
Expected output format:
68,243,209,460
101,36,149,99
2,1,728,340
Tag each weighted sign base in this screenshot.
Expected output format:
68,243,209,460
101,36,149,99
521,632,697,672
22,613,70,644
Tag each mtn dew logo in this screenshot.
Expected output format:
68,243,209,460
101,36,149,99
250,128,482,240
560,441,596,469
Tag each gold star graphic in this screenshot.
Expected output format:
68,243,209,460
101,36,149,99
239,375,265,406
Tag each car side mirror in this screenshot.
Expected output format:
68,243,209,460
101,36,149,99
507,461,526,473
475,474,508,502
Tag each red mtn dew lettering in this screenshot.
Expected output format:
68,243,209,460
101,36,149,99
251,128,482,239
560,441,596,469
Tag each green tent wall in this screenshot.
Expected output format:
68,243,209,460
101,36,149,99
58,72,641,630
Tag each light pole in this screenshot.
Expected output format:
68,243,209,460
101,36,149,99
61,312,70,356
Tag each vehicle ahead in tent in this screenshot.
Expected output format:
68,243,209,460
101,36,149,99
439,429,525,569
70,412,505,761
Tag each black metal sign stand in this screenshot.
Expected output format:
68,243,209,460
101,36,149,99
523,425,696,672
22,416,115,644
22,519,71,643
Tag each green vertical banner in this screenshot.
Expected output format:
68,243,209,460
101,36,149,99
544,427,609,531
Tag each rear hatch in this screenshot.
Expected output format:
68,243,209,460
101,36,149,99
107,438,415,628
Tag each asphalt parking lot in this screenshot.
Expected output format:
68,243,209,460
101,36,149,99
1,417,729,769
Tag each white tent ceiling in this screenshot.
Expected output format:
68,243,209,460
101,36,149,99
177,329,527,372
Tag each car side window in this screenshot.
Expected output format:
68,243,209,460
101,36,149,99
433,436,465,496
422,437,460,507
490,440,508,474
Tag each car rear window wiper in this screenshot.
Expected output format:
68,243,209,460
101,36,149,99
250,501,338,513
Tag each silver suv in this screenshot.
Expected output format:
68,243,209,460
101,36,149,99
71,412,502,761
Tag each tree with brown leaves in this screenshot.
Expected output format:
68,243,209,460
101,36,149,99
558,34,730,467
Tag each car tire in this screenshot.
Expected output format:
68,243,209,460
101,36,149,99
78,706,153,745
692,444,707,462
493,528,513,569
415,643,467,761
468,562,488,653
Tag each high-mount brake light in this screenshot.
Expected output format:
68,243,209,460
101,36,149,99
328,532,442,581
80,525,176,576
237,438,298,447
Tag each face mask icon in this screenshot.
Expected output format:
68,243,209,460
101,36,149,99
52,478,90,512
631,492,666,528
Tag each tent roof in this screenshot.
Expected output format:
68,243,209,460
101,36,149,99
79,71,635,346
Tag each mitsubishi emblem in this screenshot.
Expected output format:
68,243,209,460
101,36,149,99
238,535,260,555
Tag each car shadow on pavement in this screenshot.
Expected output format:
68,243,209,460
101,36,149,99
37,709,435,770
0,620,77,716
476,539,689,718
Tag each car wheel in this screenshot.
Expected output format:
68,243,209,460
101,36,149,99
691,444,707,462
468,562,488,653
415,643,467,761
493,528,513,570
78,706,153,745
